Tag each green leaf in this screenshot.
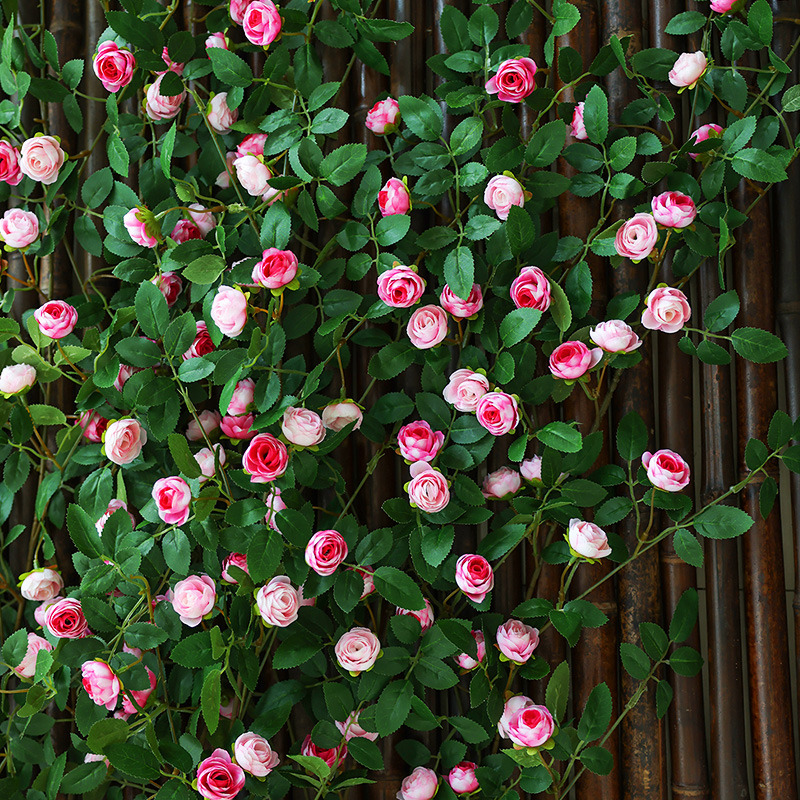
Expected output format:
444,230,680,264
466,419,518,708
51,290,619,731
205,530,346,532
620,643,650,679
616,411,648,461
125,622,168,650
782,85,800,113
87,718,129,753
2,628,28,668
639,622,670,660
135,279,169,339
545,661,570,723
160,122,177,179
580,746,614,775
669,587,699,643
247,526,283,584
201,668,221,735
273,635,323,669
183,254,226,284
348,737,384,770
323,682,354,722
167,433,202,479
4,450,31,493
664,11,706,35
373,566,425,610
60,763,108,794
468,5,499,46
375,214,411,247
107,132,129,177
208,48,252,88
694,505,754,539
506,205,535,256
703,290,739,332
577,682,612,741
583,85,609,145
537,421,582,453
376,680,414,735
748,0,773,46
673,528,703,568
67,503,103,558
421,525,454,568
499,308,542,347
320,143,367,186
525,119,567,168
549,280,572,333
288,754,330,781
722,116,756,154
450,117,483,157
731,150,788,183
731,327,788,363
398,96,443,141
104,742,160,780
444,246,475,301
449,716,489,743
170,631,220,668
670,646,703,676
82,167,113,207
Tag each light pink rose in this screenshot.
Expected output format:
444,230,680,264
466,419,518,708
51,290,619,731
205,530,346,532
455,554,494,603
207,92,238,134
448,762,479,795
642,449,691,492
20,568,63,602
407,463,450,513
335,627,381,673
206,32,229,50
229,0,251,23
34,300,78,339
711,0,737,11
256,575,300,627
407,304,448,349
152,476,192,525
170,574,216,627
0,140,22,185
641,286,691,333
196,749,245,800
455,630,486,670
397,767,438,800
301,735,347,769
484,175,524,221
233,154,272,196
377,265,426,308
19,135,65,184
35,597,59,628
496,619,540,664
187,410,222,441
548,341,603,380
120,665,156,716
510,266,551,311
145,74,186,122
282,406,326,447
366,97,401,134
571,101,587,140
195,444,226,483
0,363,36,396
0,209,39,249
669,51,707,89
590,320,642,353
221,553,249,584
78,410,109,443
93,41,136,92
336,710,379,742
152,271,182,306
46,598,89,638
688,123,723,160
397,420,444,463
615,213,658,261
252,248,298,289
507,703,555,748
95,499,135,535
485,57,538,103
476,391,519,436
227,378,255,416
104,419,147,465
568,518,611,559
171,219,202,244
379,177,411,216
440,284,483,318
159,46,184,76
396,598,435,632
13,633,53,679
243,432,288,482
124,208,159,248
520,455,542,482
183,321,216,361
265,487,286,530
211,285,248,337
322,402,363,432
651,191,697,229
443,369,490,412
243,0,282,46
236,133,268,158
81,661,120,710
305,529,348,576
482,466,521,499
234,732,280,777
216,151,237,188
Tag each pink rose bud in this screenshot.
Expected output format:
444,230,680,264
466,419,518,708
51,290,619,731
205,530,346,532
20,568,63,602
351,565,376,599
81,660,120,710
233,154,272,196
252,248,298,289
19,135,65,184
195,444,226,483
590,320,642,353
448,762,479,795
205,32,229,50
396,597,435,632
183,322,216,361
0,363,36,397
641,286,691,333
207,92,238,134
222,412,255,439
237,133,268,158
397,420,445,463
496,619,540,664
221,552,249,584
305,529,348,576
45,597,88,638
407,463,450,513
256,575,300,627
0,209,39,249
34,300,78,339
216,150,237,188
407,304,448,349
282,406,326,447
548,341,603,380
440,283,483,318
243,0,282,47
152,476,192,525
455,630,486,670
379,177,411,216
336,709,379,742
322,401,363,432
159,46,184,76
170,574,215,627
669,51,708,89
171,219,202,244
13,632,53,679
615,212,658,261
211,285,248,338
120,665,156,716
570,101,588,140
443,369,490,412
196,749,245,800
78,410,109,443
301,735,347,769
510,266,551,311
243,432,288,482
335,627,381,673
229,0,251,23
520,455,542,482
234,732,280,777
397,767,439,800
0,140,22,185
651,191,697,229
711,0,738,11
642,449,691,492
187,409,221,441
104,418,147,465
688,123,723,160
114,364,141,392
455,554,494,603
95,499,135,535
476,391,519,436
506,703,555,749
220,698,237,722
123,207,159,248
92,41,136,92
568,518,612,559
365,97,401,134
145,74,186,122
152,271,182,306
265,487,286,530
485,57,538,103
482,466,521,499
484,174,524,221
377,265,426,308
227,377,255,416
